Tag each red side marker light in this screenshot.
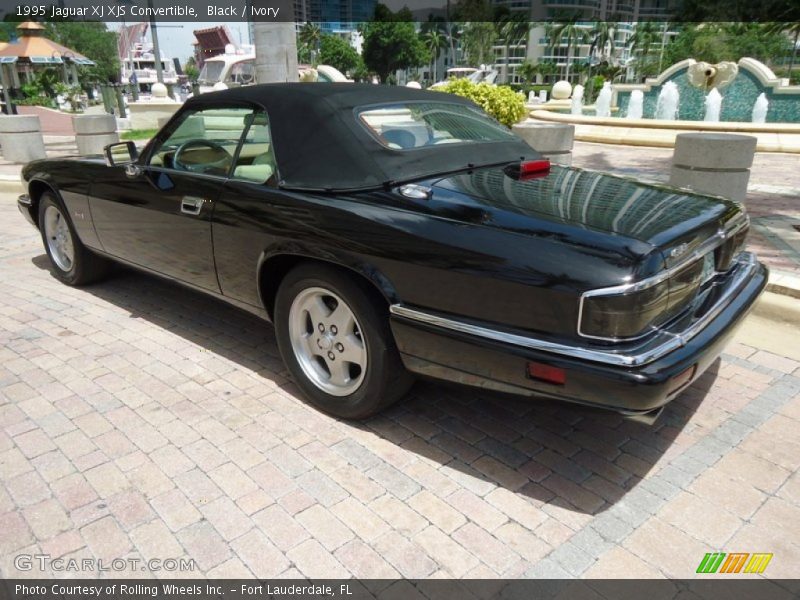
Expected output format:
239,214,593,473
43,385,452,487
516,159,551,181
527,362,566,385
667,364,696,395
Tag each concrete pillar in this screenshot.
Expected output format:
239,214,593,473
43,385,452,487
512,122,575,165
73,114,119,156
669,133,757,203
253,17,299,84
0,115,46,162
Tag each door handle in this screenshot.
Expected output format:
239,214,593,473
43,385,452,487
181,196,207,215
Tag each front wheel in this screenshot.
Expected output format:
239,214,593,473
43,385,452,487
38,192,111,286
274,263,413,419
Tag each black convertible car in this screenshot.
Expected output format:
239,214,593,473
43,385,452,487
19,84,766,422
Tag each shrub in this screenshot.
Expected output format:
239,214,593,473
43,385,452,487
438,79,527,127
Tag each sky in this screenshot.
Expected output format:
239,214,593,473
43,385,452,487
108,22,253,63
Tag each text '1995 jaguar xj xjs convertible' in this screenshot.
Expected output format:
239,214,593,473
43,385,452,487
18,83,767,423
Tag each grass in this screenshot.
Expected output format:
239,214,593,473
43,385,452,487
120,128,159,141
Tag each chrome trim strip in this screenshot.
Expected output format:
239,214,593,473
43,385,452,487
577,214,749,342
18,194,32,206
390,253,759,368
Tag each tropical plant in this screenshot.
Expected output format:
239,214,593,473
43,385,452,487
765,22,800,76
439,78,526,126
422,28,448,83
54,82,84,111
460,22,497,66
517,61,538,84
498,14,530,83
298,23,323,64
589,21,617,65
536,59,559,83
547,20,591,79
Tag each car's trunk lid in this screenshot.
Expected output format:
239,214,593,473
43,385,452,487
428,164,743,262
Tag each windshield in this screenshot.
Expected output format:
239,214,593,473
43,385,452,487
357,102,516,150
198,61,225,84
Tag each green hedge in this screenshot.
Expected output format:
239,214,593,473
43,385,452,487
438,79,527,127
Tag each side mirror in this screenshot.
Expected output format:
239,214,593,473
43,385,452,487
104,141,139,167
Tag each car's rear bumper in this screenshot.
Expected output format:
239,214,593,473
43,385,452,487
18,194,36,227
389,253,768,415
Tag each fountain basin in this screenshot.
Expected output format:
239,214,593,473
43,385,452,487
527,110,800,153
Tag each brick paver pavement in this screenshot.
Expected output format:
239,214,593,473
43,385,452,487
1,191,799,580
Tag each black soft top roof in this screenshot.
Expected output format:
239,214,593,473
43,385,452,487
184,83,536,191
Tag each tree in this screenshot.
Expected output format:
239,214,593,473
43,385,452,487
298,22,322,64
184,57,199,82
766,22,800,80
589,21,616,65
517,61,538,85
547,20,590,79
318,34,360,75
461,22,497,66
498,15,529,83
360,5,428,83
44,22,119,84
422,28,447,83
662,23,792,69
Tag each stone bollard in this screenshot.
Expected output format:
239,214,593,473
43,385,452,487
670,133,757,203
73,115,119,156
0,115,46,162
512,122,575,165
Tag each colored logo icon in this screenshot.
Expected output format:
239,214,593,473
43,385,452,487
696,552,773,574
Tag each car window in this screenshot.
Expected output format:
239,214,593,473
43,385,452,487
230,112,276,185
148,107,253,176
357,102,516,150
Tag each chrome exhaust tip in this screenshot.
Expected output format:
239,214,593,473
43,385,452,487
619,406,665,426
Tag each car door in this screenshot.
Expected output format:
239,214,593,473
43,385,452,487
89,106,256,292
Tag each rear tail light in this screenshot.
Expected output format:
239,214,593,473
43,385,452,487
579,256,707,341
506,159,551,181
520,159,551,174
527,362,566,385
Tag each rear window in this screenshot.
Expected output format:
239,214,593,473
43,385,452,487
357,102,516,150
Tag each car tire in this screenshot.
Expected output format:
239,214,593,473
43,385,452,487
38,192,111,286
274,263,413,419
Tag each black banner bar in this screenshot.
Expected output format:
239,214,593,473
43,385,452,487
1,0,799,23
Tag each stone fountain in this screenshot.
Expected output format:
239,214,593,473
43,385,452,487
127,82,182,130
524,57,800,153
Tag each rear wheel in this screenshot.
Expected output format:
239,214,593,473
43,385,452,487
274,263,413,419
38,192,111,286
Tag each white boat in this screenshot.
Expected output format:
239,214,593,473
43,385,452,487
429,67,499,89
121,40,178,92
197,44,349,94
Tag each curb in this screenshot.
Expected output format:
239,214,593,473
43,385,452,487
752,289,800,324
0,176,21,193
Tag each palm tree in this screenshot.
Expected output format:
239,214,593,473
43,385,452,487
499,15,530,83
548,20,591,80
590,21,617,65
766,22,800,80
298,22,322,64
423,29,447,84
628,21,660,60
517,61,538,85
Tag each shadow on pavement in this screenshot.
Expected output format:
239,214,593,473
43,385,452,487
32,255,718,516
